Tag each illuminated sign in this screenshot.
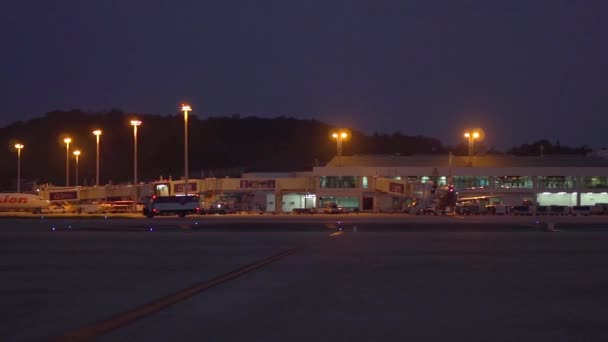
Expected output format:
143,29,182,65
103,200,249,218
389,182,405,194
49,191,78,201
240,180,276,189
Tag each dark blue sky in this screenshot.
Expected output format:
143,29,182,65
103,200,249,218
2,1,606,149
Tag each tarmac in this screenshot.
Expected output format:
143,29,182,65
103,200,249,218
2,215,608,341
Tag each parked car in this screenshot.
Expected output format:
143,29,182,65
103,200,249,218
511,205,533,216
205,202,235,215
571,206,591,216
292,208,318,214
549,205,570,216
323,202,348,214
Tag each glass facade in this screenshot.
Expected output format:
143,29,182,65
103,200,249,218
583,176,608,188
494,176,533,189
453,176,490,189
537,176,576,189
319,176,358,188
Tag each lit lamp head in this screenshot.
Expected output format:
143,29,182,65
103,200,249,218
15,143,24,150
181,104,192,122
464,131,480,140
73,150,81,157
93,129,102,136
130,120,142,127
331,129,350,141
63,137,72,145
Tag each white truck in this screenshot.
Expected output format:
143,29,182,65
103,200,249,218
143,195,201,218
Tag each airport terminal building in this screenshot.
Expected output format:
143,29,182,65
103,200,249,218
39,154,608,213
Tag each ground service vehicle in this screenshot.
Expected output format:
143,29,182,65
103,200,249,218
143,195,201,218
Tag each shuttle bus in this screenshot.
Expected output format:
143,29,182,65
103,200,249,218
143,195,201,218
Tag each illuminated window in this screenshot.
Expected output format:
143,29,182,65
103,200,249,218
494,176,533,189
538,176,575,189
362,176,369,189
453,176,490,189
583,176,608,188
319,176,358,188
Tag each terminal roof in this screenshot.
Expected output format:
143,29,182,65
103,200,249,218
326,155,608,168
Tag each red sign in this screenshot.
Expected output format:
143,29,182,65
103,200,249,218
49,191,78,201
174,182,197,193
0,195,28,204
240,180,276,189
389,182,405,194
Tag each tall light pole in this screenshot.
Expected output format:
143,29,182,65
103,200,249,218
73,150,81,186
330,129,350,167
93,130,102,186
15,143,24,193
332,131,348,157
464,131,480,156
130,120,142,185
63,137,72,187
181,104,191,196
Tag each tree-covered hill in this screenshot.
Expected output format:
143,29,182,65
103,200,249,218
0,110,446,190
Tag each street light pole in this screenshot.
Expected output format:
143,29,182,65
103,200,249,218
63,137,72,187
130,120,142,212
464,131,480,156
331,130,349,166
73,150,81,186
93,130,102,186
130,121,141,185
181,104,191,196
15,143,24,193
332,131,348,157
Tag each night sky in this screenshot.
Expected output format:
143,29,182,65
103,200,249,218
2,1,606,149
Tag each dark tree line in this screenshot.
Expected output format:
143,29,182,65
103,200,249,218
0,110,594,191
507,139,592,156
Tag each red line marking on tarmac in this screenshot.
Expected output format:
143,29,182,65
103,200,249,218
51,248,296,341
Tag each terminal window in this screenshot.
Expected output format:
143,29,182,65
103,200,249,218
320,176,358,188
538,176,576,189
583,176,608,188
453,176,489,189
494,176,533,189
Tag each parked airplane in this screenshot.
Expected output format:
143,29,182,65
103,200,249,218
0,193,50,213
